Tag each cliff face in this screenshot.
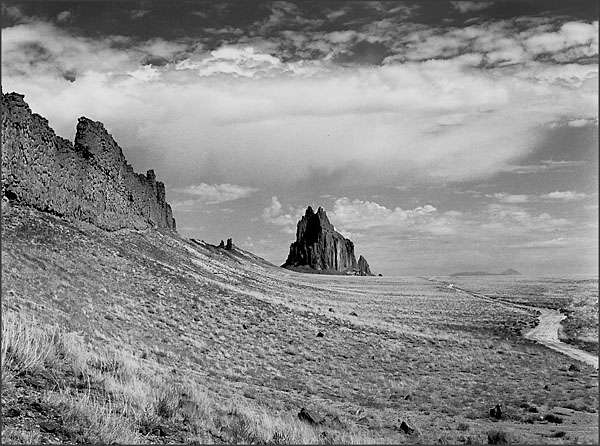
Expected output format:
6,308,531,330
283,206,374,275
358,255,373,276
1,92,175,231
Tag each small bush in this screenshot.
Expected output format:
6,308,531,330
487,430,509,445
1,312,58,380
46,390,139,443
154,383,181,419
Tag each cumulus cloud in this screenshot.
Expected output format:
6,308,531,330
541,190,587,201
174,183,257,204
451,2,493,13
262,197,304,233
56,11,71,23
1,16,597,190
492,193,530,203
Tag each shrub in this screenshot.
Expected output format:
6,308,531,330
45,390,139,443
1,312,58,380
487,430,509,445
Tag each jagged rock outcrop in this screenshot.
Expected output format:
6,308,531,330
282,206,373,275
1,92,175,231
225,238,233,250
358,255,373,276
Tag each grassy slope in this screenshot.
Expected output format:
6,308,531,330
2,203,598,444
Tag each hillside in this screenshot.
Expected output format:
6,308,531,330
3,202,598,444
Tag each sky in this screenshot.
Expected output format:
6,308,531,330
1,0,598,276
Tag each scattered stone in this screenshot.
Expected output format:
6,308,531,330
298,408,321,425
399,420,415,435
328,307,334,312
350,311,358,317
316,331,324,338
39,421,60,433
568,364,581,372
544,414,563,424
242,323,248,329
5,407,21,417
543,384,550,391
489,404,502,419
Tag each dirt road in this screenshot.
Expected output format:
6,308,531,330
431,279,599,370
525,308,598,369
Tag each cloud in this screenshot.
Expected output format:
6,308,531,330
451,2,493,13
508,238,569,248
174,183,257,204
262,197,303,233
1,17,597,190
56,11,71,23
175,45,284,77
503,159,587,174
567,118,596,127
492,193,530,203
542,190,587,201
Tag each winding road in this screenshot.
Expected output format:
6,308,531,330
432,279,599,370
525,308,598,369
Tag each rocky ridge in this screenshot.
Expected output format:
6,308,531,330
282,206,374,275
1,92,175,231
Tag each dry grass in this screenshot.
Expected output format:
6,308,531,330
2,205,598,444
1,309,379,444
1,312,58,381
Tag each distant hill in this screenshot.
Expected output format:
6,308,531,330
450,269,521,277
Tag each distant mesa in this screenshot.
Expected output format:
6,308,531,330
1,91,175,231
282,206,374,276
450,269,521,277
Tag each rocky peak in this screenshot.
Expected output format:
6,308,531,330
283,205,373,275
358,255,374,276
1,91,176,231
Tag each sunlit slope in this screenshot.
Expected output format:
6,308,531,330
2,203,598,444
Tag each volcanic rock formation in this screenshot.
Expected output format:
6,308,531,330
358,255,373,276
282,206,373,275
1,92,175,231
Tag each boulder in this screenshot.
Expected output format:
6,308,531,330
298,408,321,425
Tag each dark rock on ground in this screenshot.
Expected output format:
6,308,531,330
399,420,415,434
1,92,175,231
568,364,581,372
489,404,502,419
544,414,563,424
298,407,321,425
350,311,358,316
316,331,324,338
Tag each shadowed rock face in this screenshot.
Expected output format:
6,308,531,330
283,206,373,275
358,255,373,276
1,92,175,231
